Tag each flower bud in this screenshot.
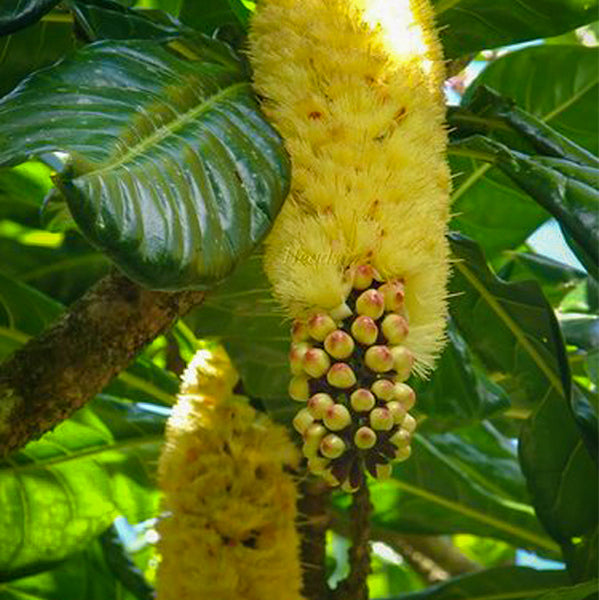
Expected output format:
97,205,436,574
308,313,336,341
291,319,310,342
354,426,377,449
327,363,357,389
329,302,352,321
307,393,334,419
324,330,355,359
303,423,326,455
350,388,376,412
371,378,395,401
322,470,340,487
386,400,407,424
292,408,314,434
307,456,329,475
391,346,413,381
320,434,346,458
369,407,394,431
379,280,405,312
355,289,385,319
401,413,417,434
381,314,409,344
303,348,331,378
365,345,394,373
389,429,411,448
351,315,378,346
323,403,352,431
393,382,416,409
341,479,359,493
289,342,309,375
353,264,375,290
394,445,412,462
289,375,310,401
375,463,393,480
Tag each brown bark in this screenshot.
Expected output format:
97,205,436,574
297,477,332,600
0,272,204,455
332,484,372,600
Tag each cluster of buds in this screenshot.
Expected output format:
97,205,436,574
290,265,417,492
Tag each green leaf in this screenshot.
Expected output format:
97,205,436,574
538,579,598,600
179,0,252,34
0,396,165,574
414,323,510,431
433,0,598,58
71,0,185,42
383,566,572,600
0,0,61,36
0,14,76,98
561,315,599,351
0,38,290,290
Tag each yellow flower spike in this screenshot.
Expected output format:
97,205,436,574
250,0,448,486
157,349,303,600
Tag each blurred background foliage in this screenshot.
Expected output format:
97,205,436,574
0,0,597,598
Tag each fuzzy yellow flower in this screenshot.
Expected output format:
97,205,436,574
249,0,450,490
156,347,304,600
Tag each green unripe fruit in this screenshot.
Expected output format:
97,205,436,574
389,429,411,448
394,445,412,462
381,313,409,344
320,434,346,458
369,407,394,431
323,404,352,431
354,426,377,449
391,346,413,381
307,393,334,419
324,330,355,359
326,363,357,389
355,289,385,319
350,388,376,412
308,313,336,341
351,315,378,346
401,413,417,434
371,379,395,401
364,345,394,372
289,375,310,401
292,408,314,434
303,348,331,378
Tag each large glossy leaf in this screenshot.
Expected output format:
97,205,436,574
432,0,598,58
449,235,598,551
0,0,61,35
0,38,290,290
0,16,76,98
336,430,559,556
450,45,597,258
385,566,582,600
0,396,165,574
179,0,251,34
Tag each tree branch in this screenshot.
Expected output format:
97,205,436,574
332,483,372,600
0,271,204,454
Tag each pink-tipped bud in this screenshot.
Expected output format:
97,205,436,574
323,403,352,431
326,363,357,389
393,382,416,410
350,388,376,412
307,393,334,419
353,264,375,290
351,315,378,346
386,400,407,424
401,413,417,434
303,348,331,378
381,314,409,344
370,407,394,431
320,434,346,458
303,423,326,455
375,463,393,480
289,375,310,402
308,313,336,341
371,379,395,401
391,346,413,381
355,289,385,319
324,330,355,359
291,319,310,342
389,429,411,448
289,342,309,375
394,445,412,462
365,345,394,373
292,408,314,434
354,426,377,449
307,456,329,475
330,302,352,321
379,280,405,312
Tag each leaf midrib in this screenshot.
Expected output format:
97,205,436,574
81,81,250,179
